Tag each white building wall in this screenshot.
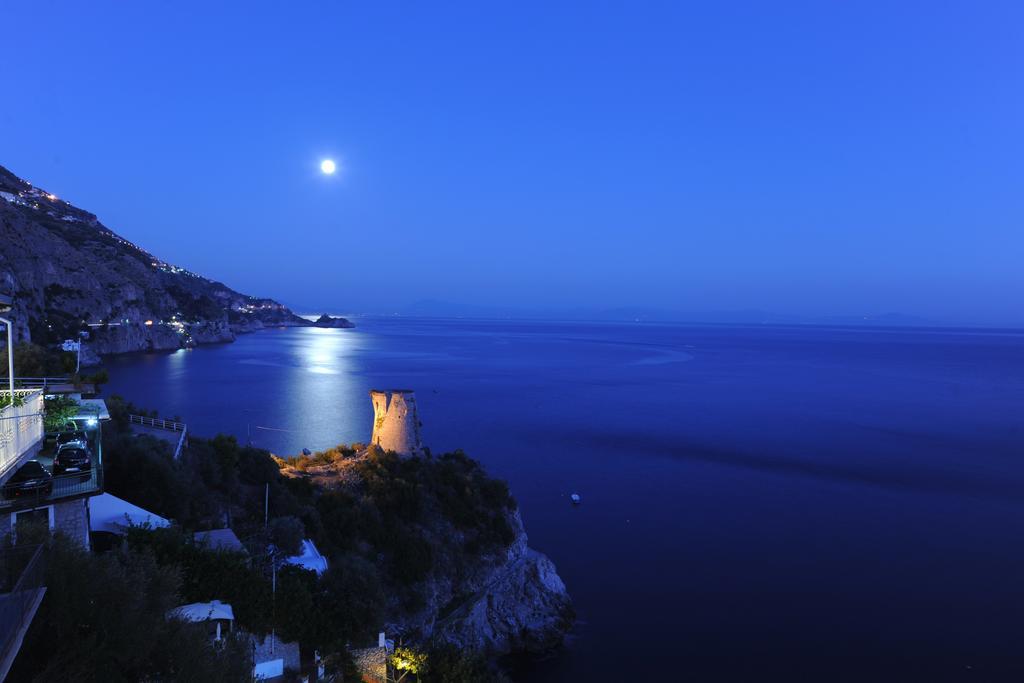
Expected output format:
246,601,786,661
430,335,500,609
0,390,44,482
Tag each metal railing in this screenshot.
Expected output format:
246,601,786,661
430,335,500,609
128,414,188,460
0,544,46,674
0,465,103,511
8,377,70,390
128,414,186,432
0,390,44,482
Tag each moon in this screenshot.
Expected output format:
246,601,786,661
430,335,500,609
320,159,337,175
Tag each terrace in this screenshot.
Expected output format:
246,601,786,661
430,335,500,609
0,398,105,512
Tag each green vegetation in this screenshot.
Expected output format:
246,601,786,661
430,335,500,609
269,515,305,556
0,341,75,377
0,341,108,389
390,644,510,683
165,285,225,322
9,534,252,682
0,393,25,409
392,646,428,682
289,447,516,589
89,395,521,679
43,395,79,431
423,644,510,683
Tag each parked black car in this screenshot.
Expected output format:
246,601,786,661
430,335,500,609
53,445,92,476
3,461,54,499
55,430,88,449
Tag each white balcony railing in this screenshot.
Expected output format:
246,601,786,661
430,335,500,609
0,389,44,481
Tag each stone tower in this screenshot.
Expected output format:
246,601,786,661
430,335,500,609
369,389,423,457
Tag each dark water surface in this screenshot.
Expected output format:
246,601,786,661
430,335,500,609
104,318,1024,680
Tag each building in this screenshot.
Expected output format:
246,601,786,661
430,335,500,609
0,386,110,677
169,600,302,681
0,390,109,547
369,389,424,457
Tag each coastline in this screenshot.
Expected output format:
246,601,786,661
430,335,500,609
82,315,354,363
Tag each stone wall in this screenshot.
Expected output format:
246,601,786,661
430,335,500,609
0,498,91,547
368,390,423,457
349,646,387,683
54,498,90,548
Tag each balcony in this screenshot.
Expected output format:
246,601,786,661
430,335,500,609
0,413,104,512
0,466,104,512
0,390,44,481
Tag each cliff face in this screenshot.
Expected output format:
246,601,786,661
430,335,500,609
280,450,574,658
408,509,574,655
0,164,346,356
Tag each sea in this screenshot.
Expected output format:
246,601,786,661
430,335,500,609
103,317,1024,681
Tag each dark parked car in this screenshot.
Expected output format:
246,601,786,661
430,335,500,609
53,445,92,476
3,461,53,499
55,430,88,449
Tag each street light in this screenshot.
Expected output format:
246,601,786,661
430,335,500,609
0,294,14,402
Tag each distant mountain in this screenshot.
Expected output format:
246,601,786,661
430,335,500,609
401,300,939,327
593,307,939,327
0,164,347,356
402,299,534,319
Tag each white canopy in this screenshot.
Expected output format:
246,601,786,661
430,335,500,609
76,398,110,421
170,600,234,622
89,493,170,534
285,539,328,575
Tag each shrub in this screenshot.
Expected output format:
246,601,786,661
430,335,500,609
9,534,252,682
424,644,509,683
44,395,79,431
270,515,305,557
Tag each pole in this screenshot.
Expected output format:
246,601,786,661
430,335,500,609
264,482,269,529
0,317,13,401
271,561,276,656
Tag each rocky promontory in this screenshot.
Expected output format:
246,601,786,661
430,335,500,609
0,163,347,358
414,509,574,655
277,446,574,660
311,313,355,329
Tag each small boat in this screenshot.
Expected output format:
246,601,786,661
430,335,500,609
570,493,581,505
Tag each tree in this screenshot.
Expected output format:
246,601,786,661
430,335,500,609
43,395,79,431
316,556,385,645
0,342,71,378
125,525,272,635
391,646,428,682
423,644,509,683
9,534,251,682
274,566,319,644
269,515,304,557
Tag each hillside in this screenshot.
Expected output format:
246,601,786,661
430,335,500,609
275,447,574,656
0,164,345,356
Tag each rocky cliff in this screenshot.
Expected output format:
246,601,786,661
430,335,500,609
278,449,574,658
311,314,356,329
0,163,350,356
411,509,574,655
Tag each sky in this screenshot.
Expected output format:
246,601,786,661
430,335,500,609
2,1,1023,324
